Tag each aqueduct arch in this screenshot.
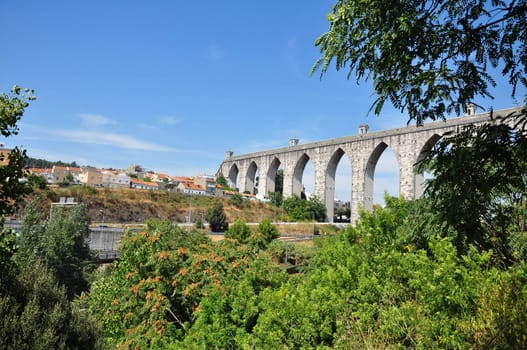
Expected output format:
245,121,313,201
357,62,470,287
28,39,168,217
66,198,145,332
218,107,521,223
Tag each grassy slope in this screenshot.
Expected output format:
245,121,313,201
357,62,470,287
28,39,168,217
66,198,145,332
17,186,276,225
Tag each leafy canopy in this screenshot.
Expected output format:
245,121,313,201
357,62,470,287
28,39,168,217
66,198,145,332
0,86,36,216
312,0,527,124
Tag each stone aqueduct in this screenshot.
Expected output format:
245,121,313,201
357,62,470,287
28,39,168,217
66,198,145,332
218,107,520,223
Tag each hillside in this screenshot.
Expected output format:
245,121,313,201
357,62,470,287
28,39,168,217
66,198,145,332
15,186,277,225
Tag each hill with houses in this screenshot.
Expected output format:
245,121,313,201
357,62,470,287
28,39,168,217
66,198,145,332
21,162,272,225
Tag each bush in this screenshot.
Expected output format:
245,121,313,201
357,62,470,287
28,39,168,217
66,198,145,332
225,219,251,243
205,202,228,232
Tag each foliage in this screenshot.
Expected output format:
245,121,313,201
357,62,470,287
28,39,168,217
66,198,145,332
26,173,47,189
274,169,284,194
0,260,101,350
48,203,93,298
248,197,527,349
224,219,252,243
268,191,283,207
249,219,280,250
0,86,35,216
25,157,78,169
89,219,272,348
22,203,94,300
282,194,327,222
0,226,18,281
312,0,527,125
216,173,228,188
194,216,204,229
205,201,229,232
16,197,46,263
178,254,288,349
417,120,527,261
230,193,245,208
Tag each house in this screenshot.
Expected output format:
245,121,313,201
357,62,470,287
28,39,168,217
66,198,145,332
130,177,159,190
193,174,217,195
51,166,82,185
177,181,206,196
79,166,103,187
102,169,130,188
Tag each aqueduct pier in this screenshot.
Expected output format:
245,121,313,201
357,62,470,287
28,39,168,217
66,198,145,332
218,107,522,223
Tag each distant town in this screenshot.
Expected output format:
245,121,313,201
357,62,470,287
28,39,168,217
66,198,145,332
25,163,258,199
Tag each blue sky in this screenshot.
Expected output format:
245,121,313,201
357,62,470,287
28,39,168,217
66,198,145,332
1,1,523,203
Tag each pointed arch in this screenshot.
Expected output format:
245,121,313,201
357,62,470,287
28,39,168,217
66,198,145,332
265,157,282,195
292,153,310,197
227,163,239,190
325,147,346,222
414,133,442,198
245,161,258,194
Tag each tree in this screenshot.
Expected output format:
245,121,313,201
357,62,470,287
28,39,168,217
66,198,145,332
26,173,47,189
0,260,102,350
312,0,527,125
417,122,527,261
268,191,283,207
282,195,327,222
44,203,94,299
225,219,252,243
89,220,262,348
230,193,245,208
0,87,101,348
0,86,35,217
205,201,229,232
216,173,229,188
249,219,280,250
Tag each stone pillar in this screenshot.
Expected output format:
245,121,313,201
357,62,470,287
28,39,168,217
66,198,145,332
350,155,369,224
395,135,419,200
313,150,331,222
282,156,294,199
237,161,248,193
257,156,270,198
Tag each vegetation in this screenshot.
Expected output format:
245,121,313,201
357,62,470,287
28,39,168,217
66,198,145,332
312,0,527,125
0,86,35,217
25,157,78,169
85,197,527,348
0,87,102,348
205,201,229,232
2,1,527,347
282,194,327,222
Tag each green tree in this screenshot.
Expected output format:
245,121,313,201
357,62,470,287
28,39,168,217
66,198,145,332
230,193,245,208
417,122,527,261
249,219,280,250
16,197,46,263
89,220,260,348
216,173,229,188
44,203,93,299
26,173,47,189
268,191,283,207
205,201,229,232
225,219,252,243
274,169,284,194
312,0,527,125
0,86,35,217
282,195,327,222
0,260,102,350
0,87,101,349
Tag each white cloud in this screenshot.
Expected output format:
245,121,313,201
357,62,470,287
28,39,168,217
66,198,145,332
51,129,179,152
158,116,181,125
79,113,116,128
